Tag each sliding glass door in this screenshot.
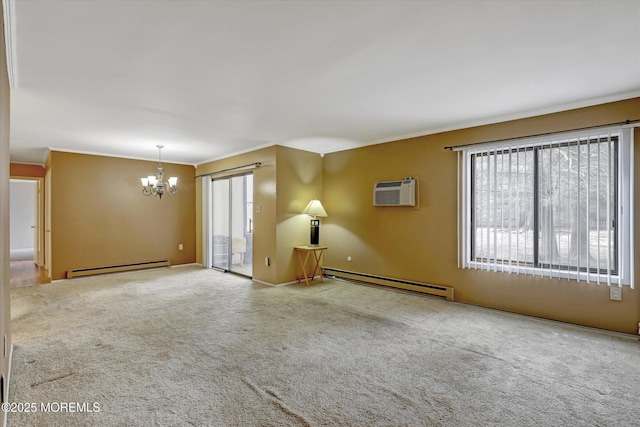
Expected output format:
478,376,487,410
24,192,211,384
211,173,253,277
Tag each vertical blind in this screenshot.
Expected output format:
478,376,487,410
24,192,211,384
454,126,634,287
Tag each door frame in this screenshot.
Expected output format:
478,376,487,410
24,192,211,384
9,176,44,267
204,172,253,277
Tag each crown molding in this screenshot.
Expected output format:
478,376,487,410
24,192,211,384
351,90,640,154
48,147,196,166
196,142,276,166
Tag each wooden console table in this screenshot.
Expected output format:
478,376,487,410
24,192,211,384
294,245,328,285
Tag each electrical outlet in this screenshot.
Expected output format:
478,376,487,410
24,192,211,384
609,286,622,301
265,256,270,266
178,243,184,251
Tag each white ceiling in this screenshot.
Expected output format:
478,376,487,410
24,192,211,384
5,0,640,166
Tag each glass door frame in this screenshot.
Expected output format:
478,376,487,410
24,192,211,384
209,172,253,278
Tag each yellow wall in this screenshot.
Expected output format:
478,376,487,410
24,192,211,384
275,146,324,283
323,97,640,334
49,151,196,280
0,3,10,420
195,145,323,285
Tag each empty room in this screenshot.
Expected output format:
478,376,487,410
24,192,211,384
1,1,640,426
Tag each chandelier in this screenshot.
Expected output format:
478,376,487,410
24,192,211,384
140,145,177,199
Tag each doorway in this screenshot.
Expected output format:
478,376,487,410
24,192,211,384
9,179,38,263
9,178,49,287
211,173,253,277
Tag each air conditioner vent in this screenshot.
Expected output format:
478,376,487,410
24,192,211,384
373,178,416,206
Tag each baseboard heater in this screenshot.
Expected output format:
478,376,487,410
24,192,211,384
66,260,171,279
323,267,454,301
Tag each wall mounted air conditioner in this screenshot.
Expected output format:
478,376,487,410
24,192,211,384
373,177,416,206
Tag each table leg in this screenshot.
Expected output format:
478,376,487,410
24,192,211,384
310,250,324,283
295,249,312,285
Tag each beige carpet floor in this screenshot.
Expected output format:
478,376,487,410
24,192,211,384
8,265,640,426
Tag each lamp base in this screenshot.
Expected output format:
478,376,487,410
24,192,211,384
310,219,320,246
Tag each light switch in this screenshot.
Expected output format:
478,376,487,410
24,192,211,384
609,286,622,301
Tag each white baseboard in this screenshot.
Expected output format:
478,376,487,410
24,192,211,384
251,278,278,287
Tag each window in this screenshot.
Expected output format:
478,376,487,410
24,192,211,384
456,127,634,286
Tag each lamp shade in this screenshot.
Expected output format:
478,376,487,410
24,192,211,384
301,199,328,218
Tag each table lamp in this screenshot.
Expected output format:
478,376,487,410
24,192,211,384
301,199,328,246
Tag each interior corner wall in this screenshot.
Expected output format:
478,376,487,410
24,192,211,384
0,2,11,422
322,97,640,334
195,145,323,285
49,151,196,280
274,146,323,284
196,146,278,285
